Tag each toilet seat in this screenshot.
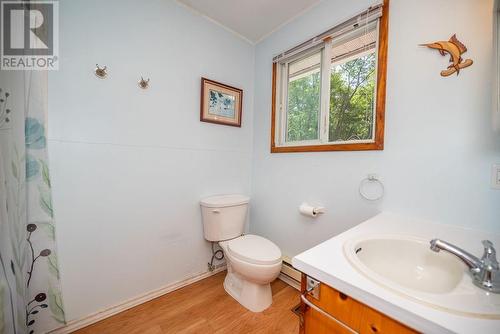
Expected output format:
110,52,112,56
226,235,281,265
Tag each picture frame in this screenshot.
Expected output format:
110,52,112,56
200,77,243,127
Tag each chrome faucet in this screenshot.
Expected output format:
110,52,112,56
429,239,500,293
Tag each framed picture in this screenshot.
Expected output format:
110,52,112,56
200,78,243,127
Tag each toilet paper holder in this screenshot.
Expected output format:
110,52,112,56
299,203,325,217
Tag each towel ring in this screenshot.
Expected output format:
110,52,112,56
359,174,384,201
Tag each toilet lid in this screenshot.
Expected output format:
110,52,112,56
227,235,282,265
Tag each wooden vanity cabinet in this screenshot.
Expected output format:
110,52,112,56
299,274,419,334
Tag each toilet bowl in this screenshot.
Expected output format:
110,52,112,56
200,194,282,312
219,234,282,312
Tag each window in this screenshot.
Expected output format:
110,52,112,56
286,50,322,142
271,1,389,152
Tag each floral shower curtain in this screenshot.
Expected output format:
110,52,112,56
0,70,66,334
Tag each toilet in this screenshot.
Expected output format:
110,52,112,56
200,194,282,312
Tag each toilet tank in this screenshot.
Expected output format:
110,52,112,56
200,194,250,241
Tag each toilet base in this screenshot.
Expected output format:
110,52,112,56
223,271,272,312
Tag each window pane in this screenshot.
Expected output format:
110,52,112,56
329,24,377,142
286,51,321,142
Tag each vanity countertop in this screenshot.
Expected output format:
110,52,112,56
292,212,500,334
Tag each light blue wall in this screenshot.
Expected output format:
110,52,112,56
48,0,254,321
250,0,500,259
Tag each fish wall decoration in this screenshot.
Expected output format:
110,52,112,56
421,34,473,77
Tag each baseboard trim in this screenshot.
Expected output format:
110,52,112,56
278,273,300,291
279,256,301,291
49,266,227,334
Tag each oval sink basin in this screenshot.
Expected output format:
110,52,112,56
353,237,464,294
344,235,500,319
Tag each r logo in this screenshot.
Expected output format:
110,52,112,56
2,2,53,55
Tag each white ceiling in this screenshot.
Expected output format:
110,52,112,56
177,0,321,44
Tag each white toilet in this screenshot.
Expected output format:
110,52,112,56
200,194,282,312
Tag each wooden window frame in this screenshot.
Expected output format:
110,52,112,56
270,0,389,153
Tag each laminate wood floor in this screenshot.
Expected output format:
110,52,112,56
74,271,300,334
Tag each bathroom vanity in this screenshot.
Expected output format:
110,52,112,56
298,275,418,333
292,213,500,334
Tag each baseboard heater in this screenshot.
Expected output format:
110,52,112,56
279,256,301,290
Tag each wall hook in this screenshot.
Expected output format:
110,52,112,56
138,77,150,89
94,64,107,79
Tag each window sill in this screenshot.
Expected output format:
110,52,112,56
270,141,384,153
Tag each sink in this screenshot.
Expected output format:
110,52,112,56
353,237,464,293
344,235,500,319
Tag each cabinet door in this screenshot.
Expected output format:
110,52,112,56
304,307,354,334
359,307,419,334
306,283,364,331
